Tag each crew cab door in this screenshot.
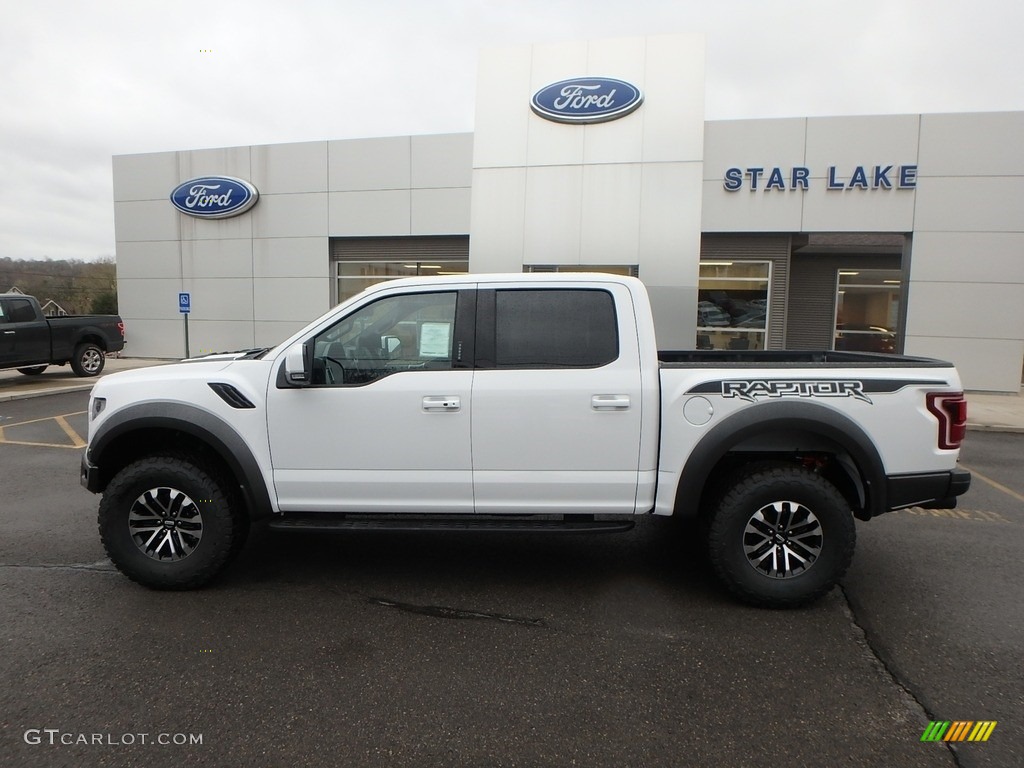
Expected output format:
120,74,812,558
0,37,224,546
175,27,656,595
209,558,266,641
471,284,643,514
0,297,49,365
0,299,14,363
266,288,475,513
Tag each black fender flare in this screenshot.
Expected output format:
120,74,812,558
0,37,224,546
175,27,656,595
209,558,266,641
86,401,274,520
674,400,888,520
72,326,113,350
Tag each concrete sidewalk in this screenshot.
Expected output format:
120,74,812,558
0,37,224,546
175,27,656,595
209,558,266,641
1,356,1022,433
964,391,1024,433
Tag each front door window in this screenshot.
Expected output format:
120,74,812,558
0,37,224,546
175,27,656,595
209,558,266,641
310,291,458,386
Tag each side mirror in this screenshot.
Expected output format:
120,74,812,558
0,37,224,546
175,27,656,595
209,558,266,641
382,335,401,355
284,342,309,385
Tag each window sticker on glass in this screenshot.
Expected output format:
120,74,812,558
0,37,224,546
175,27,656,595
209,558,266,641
419,322,452,358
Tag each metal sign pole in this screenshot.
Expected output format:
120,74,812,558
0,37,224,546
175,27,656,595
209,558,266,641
179,291,191,358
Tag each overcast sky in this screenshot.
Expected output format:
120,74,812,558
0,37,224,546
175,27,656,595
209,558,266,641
1,0,1022,263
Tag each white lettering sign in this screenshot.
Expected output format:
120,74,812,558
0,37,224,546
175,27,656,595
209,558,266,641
553,85,618,111
184,184,234,209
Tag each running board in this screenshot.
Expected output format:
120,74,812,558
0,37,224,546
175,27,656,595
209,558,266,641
268,515,635,534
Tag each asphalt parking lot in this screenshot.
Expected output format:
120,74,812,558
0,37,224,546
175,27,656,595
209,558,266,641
0,390,1021,768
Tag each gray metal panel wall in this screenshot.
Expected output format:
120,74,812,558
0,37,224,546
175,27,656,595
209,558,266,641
330,236,470,261
699,234,790,349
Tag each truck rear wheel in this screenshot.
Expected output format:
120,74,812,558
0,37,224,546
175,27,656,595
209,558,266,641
98,455,243,589
71,342,105,376
707,465,856,608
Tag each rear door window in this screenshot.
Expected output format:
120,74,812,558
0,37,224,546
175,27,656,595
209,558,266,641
493,289,618,368
7,299,36,323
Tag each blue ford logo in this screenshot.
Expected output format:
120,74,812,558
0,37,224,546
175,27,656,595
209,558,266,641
531,77,643,124
170,176,259,219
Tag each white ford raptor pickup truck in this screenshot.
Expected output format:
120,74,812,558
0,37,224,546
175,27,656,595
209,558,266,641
81,274,970,607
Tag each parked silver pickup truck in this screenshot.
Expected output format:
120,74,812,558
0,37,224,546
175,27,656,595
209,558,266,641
81,274,970,607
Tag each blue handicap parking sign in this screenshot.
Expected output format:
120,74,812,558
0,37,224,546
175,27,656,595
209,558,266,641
179,292,191,314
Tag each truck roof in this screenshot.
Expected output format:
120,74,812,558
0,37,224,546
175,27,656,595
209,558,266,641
356,272,642,294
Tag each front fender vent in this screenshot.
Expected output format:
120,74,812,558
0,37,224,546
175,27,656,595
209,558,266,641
209,382,256,409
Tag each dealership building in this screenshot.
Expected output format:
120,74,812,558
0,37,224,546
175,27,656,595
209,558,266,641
112,34,1024,392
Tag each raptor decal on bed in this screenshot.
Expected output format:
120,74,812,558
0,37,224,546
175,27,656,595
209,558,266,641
720,379,873,404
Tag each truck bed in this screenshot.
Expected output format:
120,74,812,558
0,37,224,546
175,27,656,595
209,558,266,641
658,349,956,369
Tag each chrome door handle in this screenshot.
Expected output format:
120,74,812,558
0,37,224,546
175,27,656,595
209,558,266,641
3,330,14,335
592,394,631,411
422,396,461,412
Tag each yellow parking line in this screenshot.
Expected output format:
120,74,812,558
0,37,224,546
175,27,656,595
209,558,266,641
904,507,1012,523
0,438,83,450
960,464,1024,505
54,415,87,448
0,411,87,429
0,411,88,449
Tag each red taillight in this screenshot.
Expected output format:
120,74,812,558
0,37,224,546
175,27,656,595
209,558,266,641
927,392,967,450
117,322,125,338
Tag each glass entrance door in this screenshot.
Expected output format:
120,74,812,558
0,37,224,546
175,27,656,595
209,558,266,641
834,269,902,354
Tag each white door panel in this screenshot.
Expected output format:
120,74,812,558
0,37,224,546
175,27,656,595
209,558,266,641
268,370,474,512
472,368,641,513
266,288,474,514
471,284,643,515
472,369,642,470
274,469,472,513
474,470,641,514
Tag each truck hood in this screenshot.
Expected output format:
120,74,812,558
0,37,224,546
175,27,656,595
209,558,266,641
97,358,236,388
179,351,262,363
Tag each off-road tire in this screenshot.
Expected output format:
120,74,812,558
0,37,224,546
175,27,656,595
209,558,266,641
98,455,241,589
707,465,856,608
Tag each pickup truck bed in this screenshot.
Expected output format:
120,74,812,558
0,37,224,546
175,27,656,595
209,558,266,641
659,349,955,366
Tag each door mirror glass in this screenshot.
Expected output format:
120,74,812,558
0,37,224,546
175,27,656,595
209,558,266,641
381,335,402,356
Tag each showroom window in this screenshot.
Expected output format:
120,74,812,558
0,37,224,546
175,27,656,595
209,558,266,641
834,269,902,354
335,260,469,303
696,261,770,350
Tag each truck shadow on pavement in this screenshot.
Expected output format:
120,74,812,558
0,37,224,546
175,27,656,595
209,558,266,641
219,515,729,607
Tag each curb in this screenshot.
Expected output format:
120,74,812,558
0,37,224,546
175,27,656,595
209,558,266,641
0,383,97,403
967,423,1024,435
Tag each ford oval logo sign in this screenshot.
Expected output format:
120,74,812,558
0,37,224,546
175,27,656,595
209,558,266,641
170,176,259,219
531,77,643,124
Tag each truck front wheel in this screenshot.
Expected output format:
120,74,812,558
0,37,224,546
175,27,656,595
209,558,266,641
98,455,243,589
71,342,105,376
707,465,856,608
